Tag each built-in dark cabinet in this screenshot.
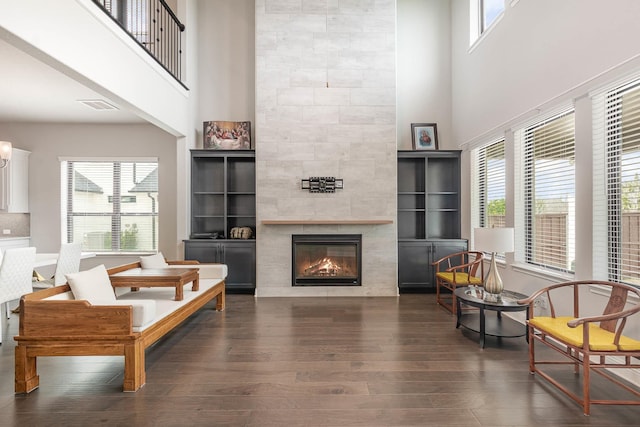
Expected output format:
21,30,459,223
184,239,255,293
397,150,467,293
184,150,256,293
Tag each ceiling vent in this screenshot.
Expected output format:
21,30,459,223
78,99,119,111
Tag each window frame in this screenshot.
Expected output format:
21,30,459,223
514,108,576,274
593,78,640,286
61,158,159,254
470,0,506,47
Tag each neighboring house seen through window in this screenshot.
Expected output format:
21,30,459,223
62,160,159,253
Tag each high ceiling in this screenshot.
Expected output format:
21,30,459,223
0,39,144,124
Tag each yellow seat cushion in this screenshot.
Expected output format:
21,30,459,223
436,272,482,285
529,316,640,351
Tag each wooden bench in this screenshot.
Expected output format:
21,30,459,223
518,281,640,415
14,260,225,394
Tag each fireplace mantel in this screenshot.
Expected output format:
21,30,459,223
261,219,393,225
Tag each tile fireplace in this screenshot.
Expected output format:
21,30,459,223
291,234,362,286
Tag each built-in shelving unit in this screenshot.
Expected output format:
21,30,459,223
397,150,467,293
185,150,256,293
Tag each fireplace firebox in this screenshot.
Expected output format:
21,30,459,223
292,234,362,286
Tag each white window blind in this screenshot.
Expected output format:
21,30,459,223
475,139,506,229
594,79,640,285
62,160,159,253
516,110,576,273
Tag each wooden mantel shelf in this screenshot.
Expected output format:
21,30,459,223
261,219,393,225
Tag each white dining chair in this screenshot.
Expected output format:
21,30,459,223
33,242,82,289
0,247,36,344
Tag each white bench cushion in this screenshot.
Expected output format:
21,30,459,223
117,278,223,332
167,263,228,279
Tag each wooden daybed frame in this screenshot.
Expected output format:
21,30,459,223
14,261,225,394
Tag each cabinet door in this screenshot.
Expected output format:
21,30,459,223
220,241,256,293
398,241,433,292
184,241,221,263
0,148,29,213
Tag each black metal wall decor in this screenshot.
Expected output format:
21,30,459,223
301,177,344,193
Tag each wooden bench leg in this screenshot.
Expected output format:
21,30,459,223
15,345,39,394
123,340,145,392
216,287,226,312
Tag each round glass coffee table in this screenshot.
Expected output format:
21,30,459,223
453,286,529,348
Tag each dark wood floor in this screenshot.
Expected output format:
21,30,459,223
0,294,639,426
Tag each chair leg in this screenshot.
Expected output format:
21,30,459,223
5,302,9,319
451,285,457,315
528,325,535,374
582,352,591,416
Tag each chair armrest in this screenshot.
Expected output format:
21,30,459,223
445,260,479,273
567,305,640,328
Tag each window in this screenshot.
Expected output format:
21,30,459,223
481,0,505,33
594,79,640,285
473,139,506,229
470,0,505,45
515,109,576,273
62,160,159,253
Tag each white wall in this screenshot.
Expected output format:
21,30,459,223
196,0,256,146
451,0,640,145
451,0,640,340
397,0,452,149
0,0,190,137
0,123,179,260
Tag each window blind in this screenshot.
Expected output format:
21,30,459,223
597,80,640,285
477,140,506,229
62,160,159,253
518,109,575,272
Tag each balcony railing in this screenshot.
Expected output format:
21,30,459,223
92,0,186,87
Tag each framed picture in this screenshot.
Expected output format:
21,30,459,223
203,121,251,150
411,123,438,150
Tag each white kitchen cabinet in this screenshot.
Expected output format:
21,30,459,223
0,237,30,252
0,148,30,213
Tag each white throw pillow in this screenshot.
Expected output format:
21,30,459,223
66,264,116,303
140,252,168,269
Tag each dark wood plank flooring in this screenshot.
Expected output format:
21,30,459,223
1,294,639,426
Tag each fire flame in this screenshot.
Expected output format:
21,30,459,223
304,257,342,276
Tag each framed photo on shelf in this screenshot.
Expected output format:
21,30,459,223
203,121,251,150
411,123,438,150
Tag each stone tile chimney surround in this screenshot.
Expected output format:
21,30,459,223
255,0,398,297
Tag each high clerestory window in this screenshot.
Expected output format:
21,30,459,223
61,159,159,253
470,0,505,45
514,109,576,273
593,78,640,286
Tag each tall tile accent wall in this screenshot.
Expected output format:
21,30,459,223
255,0,397,296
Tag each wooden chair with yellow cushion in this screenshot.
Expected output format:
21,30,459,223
433,251,484,314
517,281,640,415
